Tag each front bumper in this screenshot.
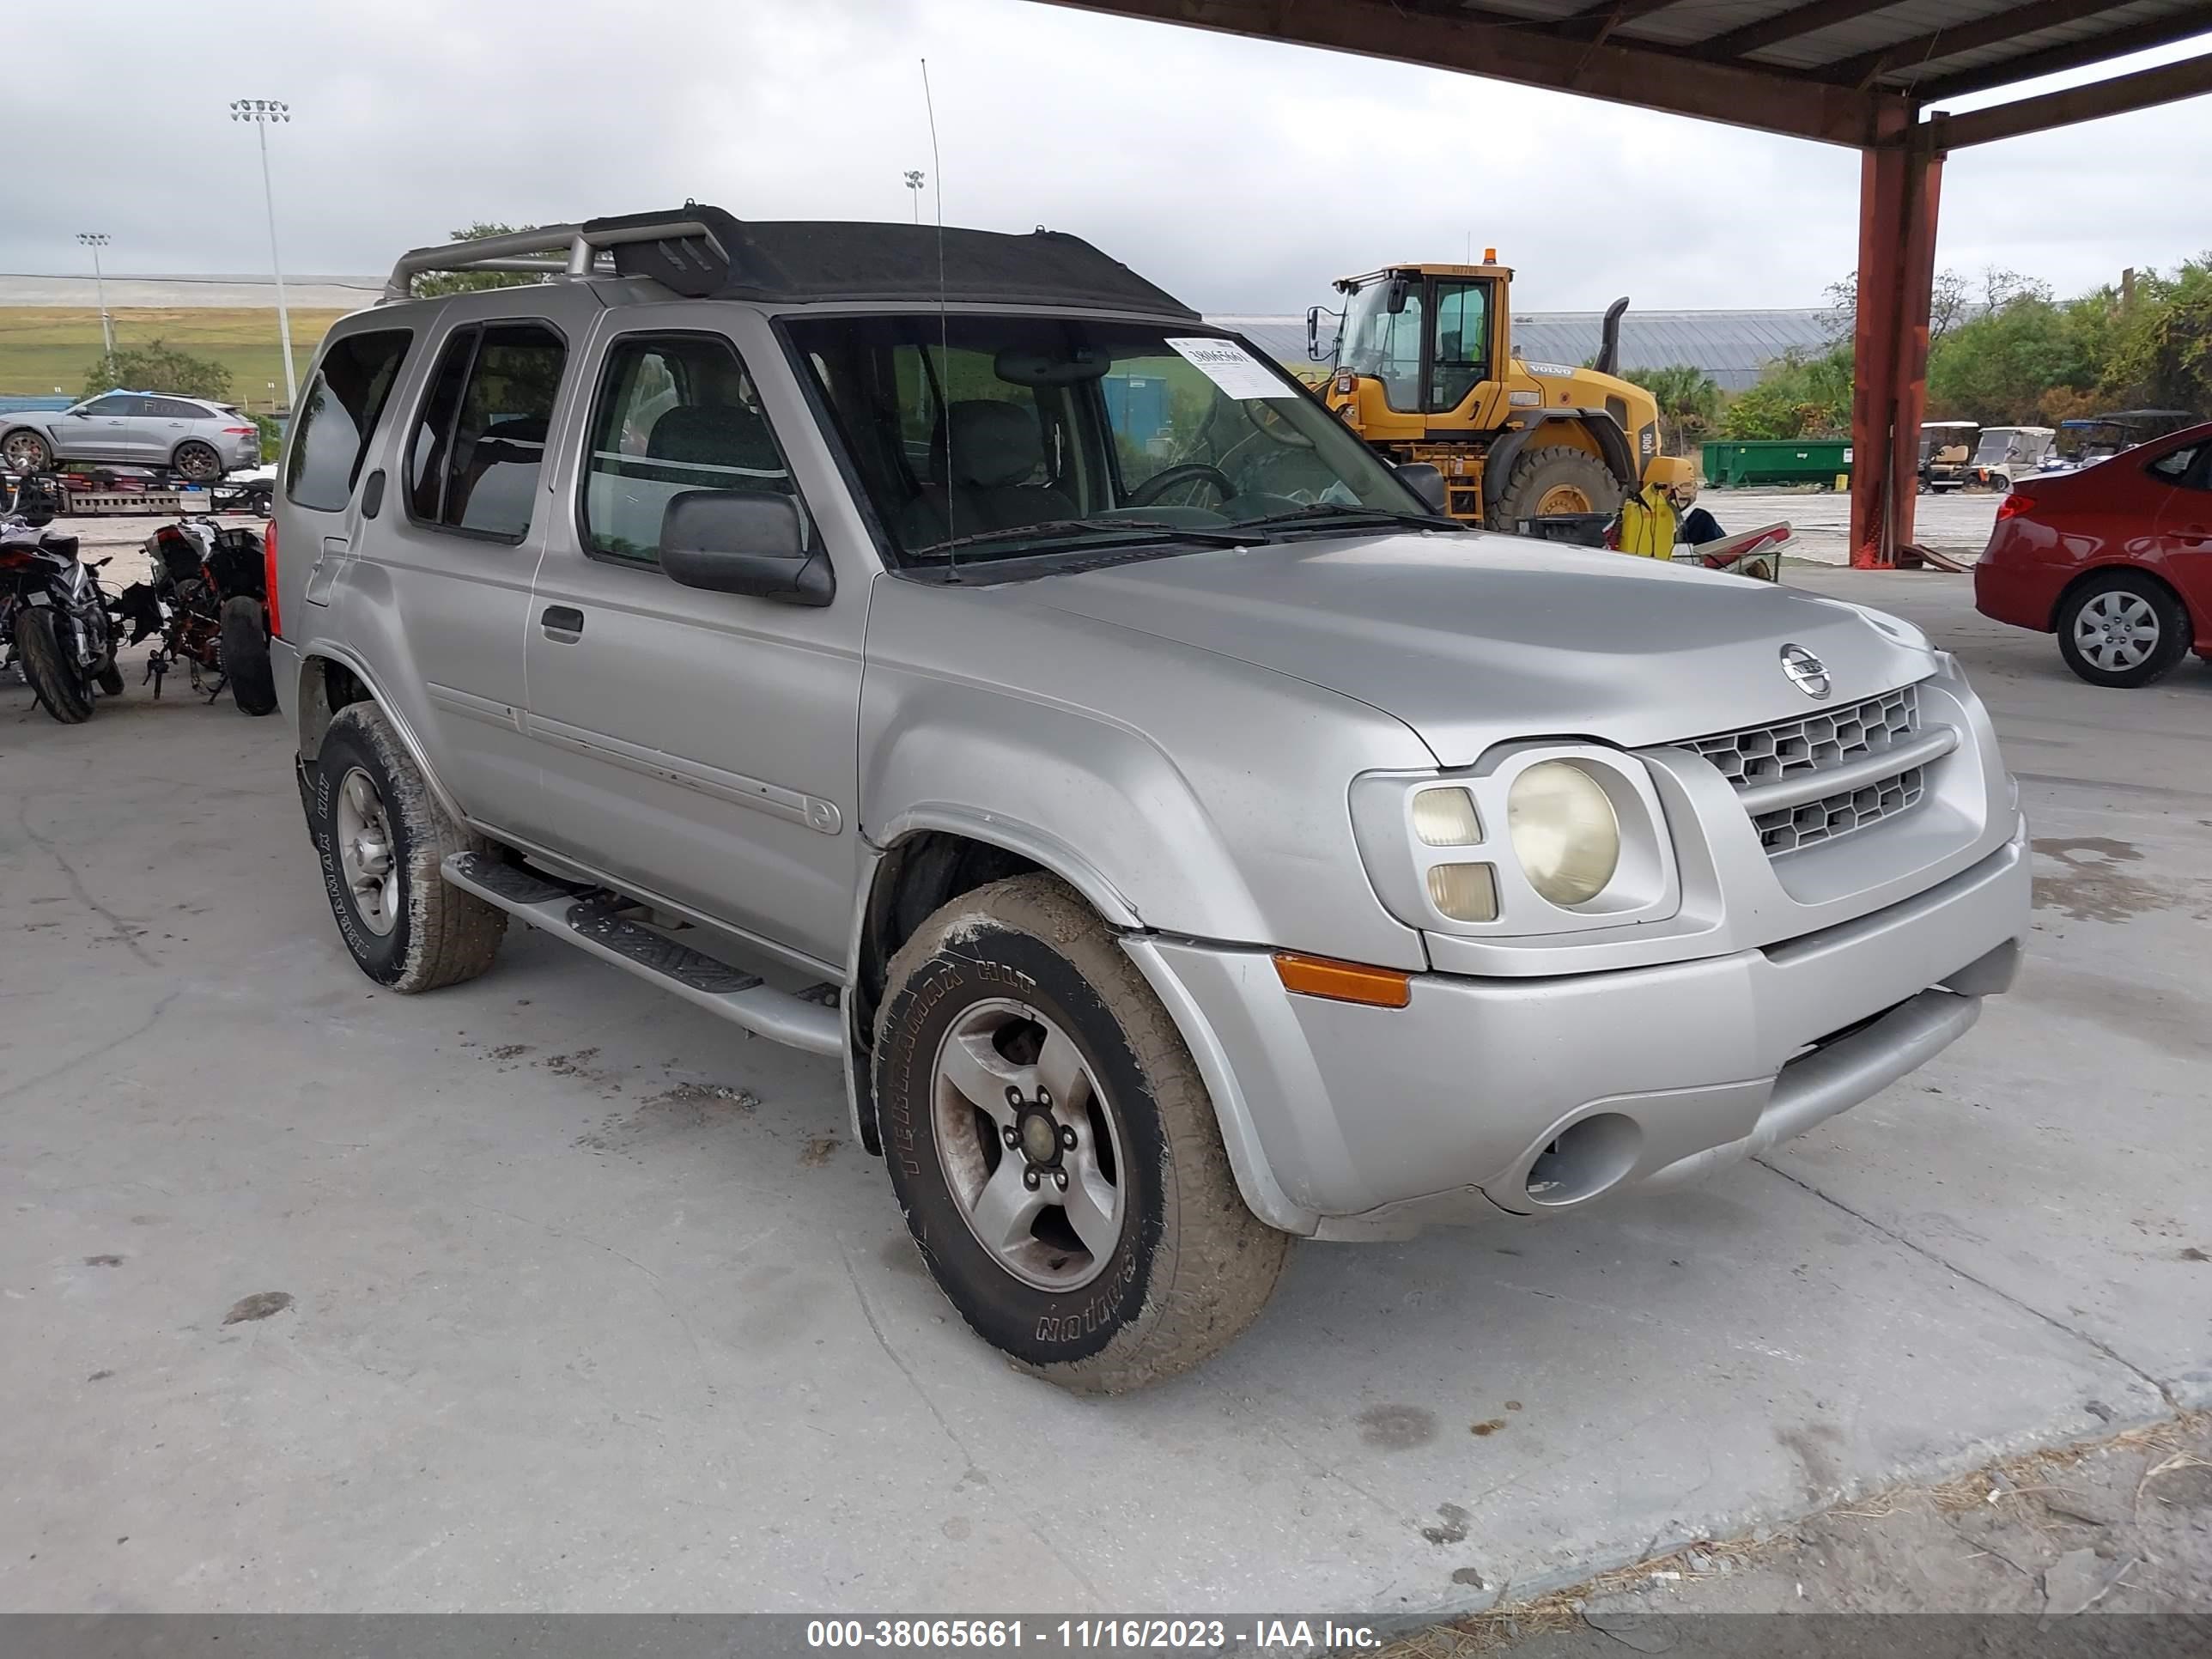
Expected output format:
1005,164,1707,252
1124,818,2029,1238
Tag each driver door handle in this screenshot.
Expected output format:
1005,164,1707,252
541,605,585,641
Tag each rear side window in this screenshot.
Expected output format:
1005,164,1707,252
2147,444,2200,483
285,330,413,512
579,333,798,565
149,397,208,420
406,321,567,542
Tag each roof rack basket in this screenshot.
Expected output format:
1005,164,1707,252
381,214,722,301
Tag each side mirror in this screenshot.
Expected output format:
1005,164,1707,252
1304,305,1339,362
659,490,833,606
69,408,94,418
1385,277,1410,317
1395,462,1447,515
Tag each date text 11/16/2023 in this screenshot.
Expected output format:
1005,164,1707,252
805,1619,1384,1650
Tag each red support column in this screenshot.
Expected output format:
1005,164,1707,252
1849,137,1945,568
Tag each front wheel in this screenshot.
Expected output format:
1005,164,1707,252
220,595,278,715
309,702,507,990
3,429,52,473
1492,443,1624,526
15,607,95,723
873,874,1291,1393
2056,572,2191,689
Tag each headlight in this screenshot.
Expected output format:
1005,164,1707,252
1349,745,1677,939
1507,761,1620,906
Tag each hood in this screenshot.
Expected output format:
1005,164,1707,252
1012,532,1936,767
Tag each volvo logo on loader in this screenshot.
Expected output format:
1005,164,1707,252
1780,643,1832,699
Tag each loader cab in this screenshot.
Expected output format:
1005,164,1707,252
1313,264,1511,437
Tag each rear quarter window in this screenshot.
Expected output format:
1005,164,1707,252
285,330,416,513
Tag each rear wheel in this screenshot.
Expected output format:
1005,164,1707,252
3,429,52,473
220,595,277,715
310,702,506,990
15,608,95,723
172,441,222,483
1492,443,1623,527
873,874,1291,1393
2056,572,2191,689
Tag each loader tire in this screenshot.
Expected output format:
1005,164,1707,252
1493,444,1624,526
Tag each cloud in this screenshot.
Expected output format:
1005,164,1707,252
9,0,2208,315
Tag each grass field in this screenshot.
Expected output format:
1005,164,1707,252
0,307,348,404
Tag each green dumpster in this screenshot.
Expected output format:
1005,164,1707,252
1701,439,1852,488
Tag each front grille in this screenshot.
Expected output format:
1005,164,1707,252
1687,686,1926,855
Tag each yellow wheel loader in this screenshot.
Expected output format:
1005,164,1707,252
1310,258,1667,530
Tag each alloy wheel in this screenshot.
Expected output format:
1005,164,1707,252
931,999,1127,1291
334,767,401,935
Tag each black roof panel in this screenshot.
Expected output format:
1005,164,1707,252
584,206,1199,319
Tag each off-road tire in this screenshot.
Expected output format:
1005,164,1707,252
172,441,222,483
1492,443,1624,526
15,608,94,723
3,428,52,474
310,702,506,991
874,874,1291,1393
2055,571,2192,690
221,596,278,715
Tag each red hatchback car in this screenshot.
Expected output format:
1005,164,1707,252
1975,419,2212,688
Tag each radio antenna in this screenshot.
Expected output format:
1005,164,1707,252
921,57,957,572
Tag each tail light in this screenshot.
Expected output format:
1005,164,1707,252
1995,492,2030,521
263,517,283,639
222,426,257,436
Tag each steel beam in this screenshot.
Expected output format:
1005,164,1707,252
1701,0,1917,63
1929,49,2212,144
1041,0,1902,145
1849,140,1943,569
1914,5,2212,100
1827,0,2112,90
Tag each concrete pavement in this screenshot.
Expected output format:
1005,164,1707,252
1,568,2205,1617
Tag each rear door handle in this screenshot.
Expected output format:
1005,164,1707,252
542,605,585,641
2180,524,2212,546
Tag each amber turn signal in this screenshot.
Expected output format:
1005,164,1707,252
1273,952,1413,1009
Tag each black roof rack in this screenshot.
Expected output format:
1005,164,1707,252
383,204,1199,320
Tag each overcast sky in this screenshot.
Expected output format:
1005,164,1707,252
10,0,2209,314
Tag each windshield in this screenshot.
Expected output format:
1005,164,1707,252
786,313,1435,568
1336,280,1423,410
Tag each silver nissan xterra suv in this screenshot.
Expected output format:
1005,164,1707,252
272,208,2028,1392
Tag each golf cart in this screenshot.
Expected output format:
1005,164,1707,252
1917,420,1978,492
2048,409,2201,474
1968,426,2055,489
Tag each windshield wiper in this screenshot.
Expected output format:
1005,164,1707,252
1235,502,1464,534
909,517,1267,560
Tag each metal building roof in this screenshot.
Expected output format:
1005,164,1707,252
1050,2,2212,149
1215,308,1835,390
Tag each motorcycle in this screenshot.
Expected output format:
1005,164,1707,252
111,516,277,716
1,473,123,724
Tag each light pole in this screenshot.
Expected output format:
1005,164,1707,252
230,98,297,410
77,234,115,365
903,169,926,224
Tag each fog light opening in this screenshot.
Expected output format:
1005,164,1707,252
1522,1112,1642,1207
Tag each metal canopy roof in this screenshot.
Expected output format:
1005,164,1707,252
1045,1,2212,148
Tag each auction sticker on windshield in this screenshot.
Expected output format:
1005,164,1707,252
1166,337,1300,400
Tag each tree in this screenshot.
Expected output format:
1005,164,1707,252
1823,267,1967,345
1624,364,1721,453
1926,284,2096,426
2097,254,2212,414
1721,346,1854,440
82,341,233,404
413,222,552,297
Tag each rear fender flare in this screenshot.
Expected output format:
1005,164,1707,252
289,641,471,827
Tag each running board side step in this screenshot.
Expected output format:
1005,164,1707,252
441,853,843,1056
